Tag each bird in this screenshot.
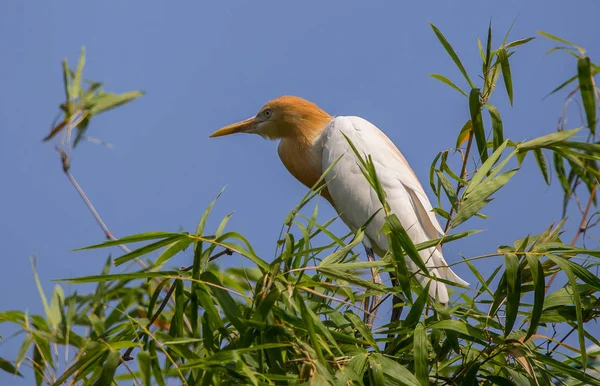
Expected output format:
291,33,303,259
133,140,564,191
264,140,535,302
209,96,469,304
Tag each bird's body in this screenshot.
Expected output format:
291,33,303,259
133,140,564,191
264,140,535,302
210,96,468,303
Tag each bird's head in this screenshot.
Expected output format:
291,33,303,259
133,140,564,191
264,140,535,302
209,96,332,144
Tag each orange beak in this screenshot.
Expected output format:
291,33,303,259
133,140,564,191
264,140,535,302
209,117,257,138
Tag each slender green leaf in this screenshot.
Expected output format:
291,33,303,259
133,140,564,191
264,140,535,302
533,148,550,184
578,56,596,133
96,350,121,386
71,47,85,99
429,74,468,97
0,358,22,377
155,238,192,266
524,253,544,341
414,323,428,386
545,254,587,369
498,48,513,105
486,104,504,151
503,253,521,336
137,351,152,386
517,128,580,151
87,91,145,116
469,88,488,162
504,37,535,49
430,23,475,88
114,235,187,266
538,30,584,54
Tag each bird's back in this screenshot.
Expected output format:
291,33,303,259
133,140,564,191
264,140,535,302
320,116,468,303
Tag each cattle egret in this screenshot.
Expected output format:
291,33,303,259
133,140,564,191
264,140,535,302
210,96,468,303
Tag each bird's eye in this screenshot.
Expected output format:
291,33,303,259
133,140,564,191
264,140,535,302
263,109,272,118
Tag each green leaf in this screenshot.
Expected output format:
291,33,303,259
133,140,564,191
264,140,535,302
464,140,510,196
30,258,51,327
197,187,225,236
344,311,379,351
429,320,492,343
57,270,181,283
436,171,458,208
87,91,145,116
533,351,600,385
155,238,192,266
517,128,580,151
96,350,120,386
486,104,504,151
318,267,386,291
62,59,71,105
545,254,587,369
414,323,428,386
524,253,544,341
503,253,521,336
404,282,431,329
577,57,597,133
48,284,64,330
71,47,85,99
469,88,488,162
137,351,152,386
453,168,518,228
484,21,492,76
533,149,550,184
371,353,420,386
498,48,513,106
504,37,535,49
543,73,579,100
369,356,385,386
430,23,475,89
428,74,468,97
538,30,584,54
0,358,22,377
201,271,246,333
114,235,187,266
75,231,181,251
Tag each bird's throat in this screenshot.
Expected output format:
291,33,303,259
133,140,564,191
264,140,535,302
277,135,334,204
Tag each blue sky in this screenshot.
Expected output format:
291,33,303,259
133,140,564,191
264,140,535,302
1,0,599,383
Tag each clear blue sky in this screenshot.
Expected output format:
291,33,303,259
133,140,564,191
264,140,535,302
1,1,599,383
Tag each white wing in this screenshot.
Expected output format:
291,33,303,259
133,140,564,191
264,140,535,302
321,116,468,303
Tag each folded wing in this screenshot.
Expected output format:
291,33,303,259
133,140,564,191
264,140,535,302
321,116,468,303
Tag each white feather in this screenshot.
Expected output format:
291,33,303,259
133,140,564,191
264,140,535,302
320,116,469,303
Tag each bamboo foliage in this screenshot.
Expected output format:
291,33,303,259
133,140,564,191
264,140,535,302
1,23,599,386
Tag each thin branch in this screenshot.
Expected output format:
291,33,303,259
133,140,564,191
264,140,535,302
56,148,140,263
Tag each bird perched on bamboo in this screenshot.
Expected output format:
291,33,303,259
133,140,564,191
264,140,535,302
209,96,468,304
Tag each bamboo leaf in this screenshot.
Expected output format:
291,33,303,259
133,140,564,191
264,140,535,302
71,47,85,99
503,253,521,336
114,235,188,266
533,148,550,184
156,238,192,266
429,74,468,97
545,254,587,369
430,23,475,88
517,128,580,151
524,253,544,341
414,323,428,386
469,88,488,162
486,104,504,151
504,37,535,49
498,48,513,106
577,56,597,133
